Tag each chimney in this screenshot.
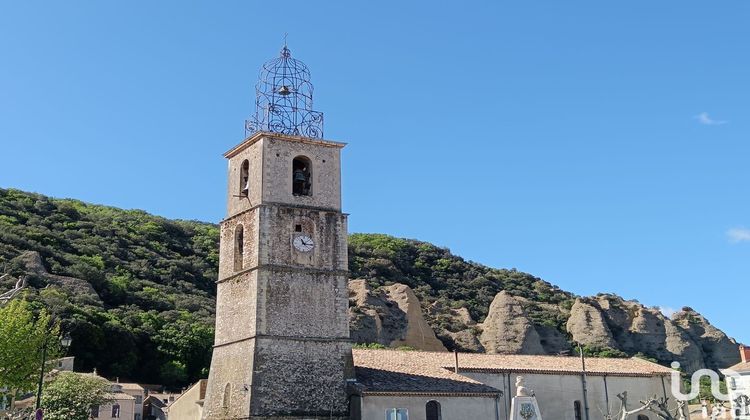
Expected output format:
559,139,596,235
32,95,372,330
741,345,750,363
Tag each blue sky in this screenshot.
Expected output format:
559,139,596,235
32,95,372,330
1,1,747,344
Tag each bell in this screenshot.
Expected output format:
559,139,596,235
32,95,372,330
278,85,291,96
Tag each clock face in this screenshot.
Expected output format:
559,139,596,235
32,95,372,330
293,235,314,252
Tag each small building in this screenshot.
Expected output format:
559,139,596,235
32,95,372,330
89,379,138,420
167,380,207,420
352,349,680,420
52,356,75,372
143,394,169,420
724,345,750,419
118,382,145,420
144,391,181,420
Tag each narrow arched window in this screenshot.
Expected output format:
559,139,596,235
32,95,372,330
234,225,244,271
239,160,249,197
574,401,582,420
292,156,312,196
637,416,649,420
425,400,441,420
223,383,231,408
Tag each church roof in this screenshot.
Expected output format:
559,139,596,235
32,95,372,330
727,361,750,373
352,349,674,395
436,352,674,377
352,349,500,396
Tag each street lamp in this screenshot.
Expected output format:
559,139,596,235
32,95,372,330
35,334,72,411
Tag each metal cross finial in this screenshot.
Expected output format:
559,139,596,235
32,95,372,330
284,32,288,47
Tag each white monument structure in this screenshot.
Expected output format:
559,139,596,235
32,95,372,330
510,376,543,420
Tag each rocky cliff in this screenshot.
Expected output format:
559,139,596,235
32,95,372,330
349,285,740,372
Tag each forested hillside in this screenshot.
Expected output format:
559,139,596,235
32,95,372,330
0,188,739,388
0,188,218,386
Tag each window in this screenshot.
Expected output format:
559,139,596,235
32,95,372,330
135,395,142,404
234,225,244,271
729,377,737,390
111,403,120,418
386,408,408,420
135,415,141,420
223,383,231,408
90,405,99,418
295,224,302,232
239,160,250,197
574,401,582,420
425,400,441,420
292,156,312,196
637,416,650,420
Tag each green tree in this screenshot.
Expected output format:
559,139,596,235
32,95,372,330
0,299,59,407
42,372,113,420
153,315,213,384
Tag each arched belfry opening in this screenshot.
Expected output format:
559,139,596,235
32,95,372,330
239,159,250,197
245,43,324,139
292,156,312,196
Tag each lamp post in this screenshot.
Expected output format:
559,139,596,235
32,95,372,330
35,334,72,411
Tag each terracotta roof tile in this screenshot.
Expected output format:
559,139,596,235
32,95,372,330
442,352,674,377
352,349,500,396
117,383,144,391
727,361,750,373
352,349,674,395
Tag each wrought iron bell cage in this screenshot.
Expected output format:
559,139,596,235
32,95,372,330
245,45,324,139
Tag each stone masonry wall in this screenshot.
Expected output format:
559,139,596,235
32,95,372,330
226,137,264,218
257,269,349,338
218,208,259,280
250,337,353,418
258,206,347,271
202,338,255,419
261,135,343,210
214,270,258,344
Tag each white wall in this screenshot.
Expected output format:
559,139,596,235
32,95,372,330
361,395,499,420
94,398,136,420
461,371,678,420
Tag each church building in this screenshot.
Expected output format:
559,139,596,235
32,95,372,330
200,46,683,420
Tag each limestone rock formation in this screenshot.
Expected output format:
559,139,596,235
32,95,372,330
566,298,618,349
673,307,740,370
480,291,545,355
348,279,446,351
447,329,484,353
347,284,737,373
663,317,705,373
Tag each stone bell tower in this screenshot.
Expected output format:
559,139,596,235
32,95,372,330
202,45,354,420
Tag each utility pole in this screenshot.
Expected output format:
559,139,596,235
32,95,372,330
578,343,591,420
